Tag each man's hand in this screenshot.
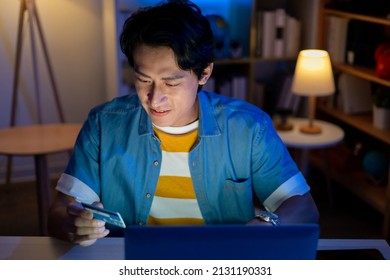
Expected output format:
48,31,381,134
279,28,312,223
48,193,110,247
66,201,110,246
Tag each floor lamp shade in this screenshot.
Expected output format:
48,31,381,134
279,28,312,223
291,49,335,134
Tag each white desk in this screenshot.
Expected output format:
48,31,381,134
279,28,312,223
1,236,390,260
275,118,344,203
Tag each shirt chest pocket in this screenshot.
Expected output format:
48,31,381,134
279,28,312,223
220,179,254,222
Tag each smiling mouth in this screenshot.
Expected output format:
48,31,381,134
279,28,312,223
151,108,169,115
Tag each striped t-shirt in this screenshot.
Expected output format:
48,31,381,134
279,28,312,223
147,121,204,225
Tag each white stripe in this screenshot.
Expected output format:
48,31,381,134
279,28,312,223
160,151,190,177
153,120,198,134
149,196,203,219
263,172,310,212
56,173,100,204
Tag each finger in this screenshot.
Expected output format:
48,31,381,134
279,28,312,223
72,229,110,245
92,201,104,208
79,239,97,247
74,216,106,228
67,201,93,219
76,225,107,236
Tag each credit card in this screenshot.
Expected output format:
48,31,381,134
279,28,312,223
80,202,126,228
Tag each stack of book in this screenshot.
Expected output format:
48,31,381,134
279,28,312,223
202,76,248,101
326,16,382,67
256,8,301,59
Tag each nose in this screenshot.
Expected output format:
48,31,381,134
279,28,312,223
149,84,167,107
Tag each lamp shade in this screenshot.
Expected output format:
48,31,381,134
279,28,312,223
291,49,335,97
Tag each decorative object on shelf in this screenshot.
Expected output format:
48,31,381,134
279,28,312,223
291,50,335,134
372,86,390,130
206,14,229,59
375,42,390,80
363,150,389,185
230,40,243,58
337,73,372,114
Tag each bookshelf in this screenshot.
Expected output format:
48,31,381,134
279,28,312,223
210,0,316,113
119,1,316,112
316,0,390,238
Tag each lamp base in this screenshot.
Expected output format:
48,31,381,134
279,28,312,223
300,124,322,134
276,122,293,131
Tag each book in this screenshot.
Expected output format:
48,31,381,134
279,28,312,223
231,76,247,100
218,80,231,97
202,76,215,92
337,73,372,114
285,16,301,58
252,82,266,108
261,10,276,59
255,10,264,56
273,9,286,58
326,16,349,63
275,75,301,115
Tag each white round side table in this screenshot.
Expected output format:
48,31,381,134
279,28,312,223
275,118,345,204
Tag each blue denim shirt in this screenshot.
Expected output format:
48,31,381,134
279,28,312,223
57,91,309,226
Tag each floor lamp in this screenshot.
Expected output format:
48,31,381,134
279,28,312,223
6,0,65,186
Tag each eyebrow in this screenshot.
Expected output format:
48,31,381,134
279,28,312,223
134,68,185,81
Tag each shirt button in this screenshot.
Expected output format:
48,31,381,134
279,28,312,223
146,193,151,198
153,160,159,166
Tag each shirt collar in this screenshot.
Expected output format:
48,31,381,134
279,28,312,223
138,90,222,137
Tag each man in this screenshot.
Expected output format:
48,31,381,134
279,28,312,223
48,0,318,246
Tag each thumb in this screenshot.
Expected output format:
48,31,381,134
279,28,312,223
92,201,104,209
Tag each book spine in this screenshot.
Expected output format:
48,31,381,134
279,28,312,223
285,16,301,58
261,10,276,59
273,9,286,58
256,11,264,57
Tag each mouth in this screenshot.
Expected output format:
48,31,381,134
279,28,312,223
150,108,170,116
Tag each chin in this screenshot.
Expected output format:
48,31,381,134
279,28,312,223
151,119,173,127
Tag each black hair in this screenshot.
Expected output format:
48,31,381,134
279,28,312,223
119,0,214,80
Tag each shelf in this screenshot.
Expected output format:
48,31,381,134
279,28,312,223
214,58,252,65
317,105,390,146
319,0,390,240
324,8,390,26
333,63,390,88
310,153,386,214
214,57,296,65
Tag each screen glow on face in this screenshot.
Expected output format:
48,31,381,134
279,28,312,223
133,45,200,127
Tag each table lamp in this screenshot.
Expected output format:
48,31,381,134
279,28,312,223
291,49,335,134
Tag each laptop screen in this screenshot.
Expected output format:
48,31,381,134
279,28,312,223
124,224,319,260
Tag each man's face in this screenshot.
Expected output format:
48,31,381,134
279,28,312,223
133,44,210,127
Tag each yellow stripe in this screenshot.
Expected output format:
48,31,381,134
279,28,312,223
149,196,203,219
155,177,195,198
154,128,198,152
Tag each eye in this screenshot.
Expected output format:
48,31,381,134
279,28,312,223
136,77,151,84
165,82,180,87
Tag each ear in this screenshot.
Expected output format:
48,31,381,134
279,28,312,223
198,63,214,85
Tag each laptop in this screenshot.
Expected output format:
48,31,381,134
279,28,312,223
124,224,319,260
